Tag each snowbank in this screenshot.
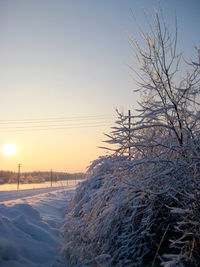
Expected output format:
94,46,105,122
0,188,75,267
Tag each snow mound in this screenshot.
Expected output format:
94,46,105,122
0,204,57,267
0,188,75,267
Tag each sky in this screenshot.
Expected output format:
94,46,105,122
0,0,199,173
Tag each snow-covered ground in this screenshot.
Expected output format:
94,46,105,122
0,180,81,203
0,185,76,267
0,179,81,191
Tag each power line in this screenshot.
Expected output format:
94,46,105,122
0,121,113,129
0,117,112,124
0,114,113,131
0,123,112,132
0,114,114,132
0,114,113,123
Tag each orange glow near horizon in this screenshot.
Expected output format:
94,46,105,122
0,126,110,173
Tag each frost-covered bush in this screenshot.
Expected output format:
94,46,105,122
64,152,199,266
63,12,200,267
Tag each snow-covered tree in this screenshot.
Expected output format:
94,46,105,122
100,109,135,160
116,12,200,266
64,12,200,267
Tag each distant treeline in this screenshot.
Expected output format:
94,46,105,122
0,171,85,184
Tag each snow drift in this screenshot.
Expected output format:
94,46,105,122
0,188,75,267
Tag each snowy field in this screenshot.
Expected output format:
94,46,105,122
0,184,78,267
0,180,82,203
0,179,82,191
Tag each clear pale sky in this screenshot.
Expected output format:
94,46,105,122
0,0,199,172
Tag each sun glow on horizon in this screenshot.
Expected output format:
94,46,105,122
2,143,17,157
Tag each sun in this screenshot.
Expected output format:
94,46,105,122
2,143,17,157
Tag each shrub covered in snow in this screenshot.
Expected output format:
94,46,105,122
64,152,199,266
63,12,200,267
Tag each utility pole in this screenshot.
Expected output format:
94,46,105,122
17,164,21,190
128,110,131,160
50,169,53,187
